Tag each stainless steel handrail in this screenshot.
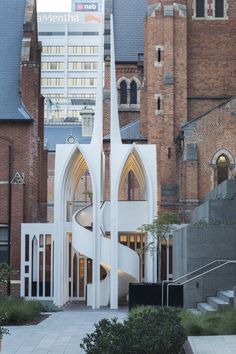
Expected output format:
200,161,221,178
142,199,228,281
162,259,236,307
161,259,228,307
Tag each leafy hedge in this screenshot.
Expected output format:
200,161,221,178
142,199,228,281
81,306,187,354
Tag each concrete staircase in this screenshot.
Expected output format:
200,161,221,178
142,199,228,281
196,289,234,313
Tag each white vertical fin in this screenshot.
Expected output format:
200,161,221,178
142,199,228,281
91,2,104,146
110,14,122,145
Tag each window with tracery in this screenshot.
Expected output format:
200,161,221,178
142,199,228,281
130,81,137,105
216,154,229,185
120,80,128,104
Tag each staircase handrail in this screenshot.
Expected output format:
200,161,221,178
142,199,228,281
161,259,229,307
74,202,92,228
100,226,109,239
164,259,236,307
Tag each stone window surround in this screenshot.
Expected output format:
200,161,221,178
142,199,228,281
192,0,228,20
154,45,164,68
210,148,235,188
154,93,163,116
117,76,141,107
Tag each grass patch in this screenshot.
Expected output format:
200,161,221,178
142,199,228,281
180,308,236,336
0,296,59,325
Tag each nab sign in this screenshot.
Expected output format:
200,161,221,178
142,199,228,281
75,2,98,12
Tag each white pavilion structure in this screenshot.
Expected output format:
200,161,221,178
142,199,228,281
21,9,157,309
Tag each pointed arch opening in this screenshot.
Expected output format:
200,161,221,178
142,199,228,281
119,80,128,104
118,151,147,201
65,149,93,221
216,154,230,185
211,149,235,187
130,80,137,104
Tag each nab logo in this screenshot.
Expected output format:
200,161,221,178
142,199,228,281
75,2,98,12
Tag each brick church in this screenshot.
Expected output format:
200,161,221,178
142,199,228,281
0,0,47,293
106,0,236,221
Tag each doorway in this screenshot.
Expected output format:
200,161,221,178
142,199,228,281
67,233,90,301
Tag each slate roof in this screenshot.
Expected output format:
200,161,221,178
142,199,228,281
182,98,233,129
45,124,91,151
0,0,31,120
113,0,147,62
45,119,146,151
104,119,147,142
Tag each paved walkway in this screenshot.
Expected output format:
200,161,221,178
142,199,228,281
2,306,236,354
187,335,236,354
1,306,128,354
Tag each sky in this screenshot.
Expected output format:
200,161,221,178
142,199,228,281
37,0,71,12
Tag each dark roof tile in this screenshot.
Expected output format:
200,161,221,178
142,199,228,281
113,0,147,62
0,0,31,120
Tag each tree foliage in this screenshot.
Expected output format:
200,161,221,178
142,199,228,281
0,263,12,285
139,213,179,249
139,213,180,281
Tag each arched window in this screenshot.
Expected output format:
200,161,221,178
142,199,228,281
130,81,137,104
216,154,229,185
215,0,224,18
196,0,205,17
120,80,127,104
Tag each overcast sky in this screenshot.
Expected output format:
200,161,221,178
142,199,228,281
37,0,71,12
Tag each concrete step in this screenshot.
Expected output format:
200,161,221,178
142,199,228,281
188,308,201,315
207,296,229,310
197,302,216,313
217,290,234,306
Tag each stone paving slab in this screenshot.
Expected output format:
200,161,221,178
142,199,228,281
188,335,236,354
2,307,236,354
1,307,128,354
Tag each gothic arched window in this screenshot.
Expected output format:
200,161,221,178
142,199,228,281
216,154,229,185
196,0,205,17
120,80,127,104
130,81,137,104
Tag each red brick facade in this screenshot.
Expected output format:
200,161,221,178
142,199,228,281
44,1,236,224
0,0,47,291
139,0,236,219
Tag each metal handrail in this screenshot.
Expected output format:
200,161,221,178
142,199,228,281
74,202,92,228
100,227,109,239
75,201,109,238
161,259,228,307
165,260,236,307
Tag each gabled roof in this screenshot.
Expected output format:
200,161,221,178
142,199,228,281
104,119,147,141
45,124,91,151
113,0,147,62
0,0,31,120
182,97,233,129
45,119,146,151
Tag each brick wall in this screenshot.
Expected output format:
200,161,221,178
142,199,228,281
141,0,236,219
0,0,47,290
182,99,236,202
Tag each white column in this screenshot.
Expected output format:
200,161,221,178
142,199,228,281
110,187,119,309
92,190,101,309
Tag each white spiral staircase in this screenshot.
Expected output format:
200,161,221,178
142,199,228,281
72,202,139,306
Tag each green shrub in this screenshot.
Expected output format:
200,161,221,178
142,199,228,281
126,307,187,354
81,318,127,354
0,296,43,325
0,314,9,340
180,308,236,336
81,306,187,354
39,302,60,313
0,263,12,289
